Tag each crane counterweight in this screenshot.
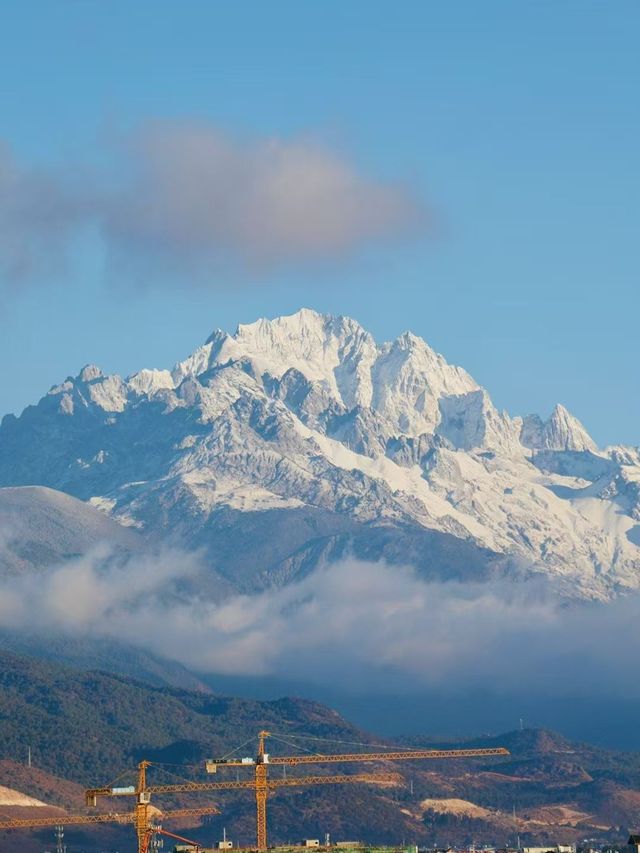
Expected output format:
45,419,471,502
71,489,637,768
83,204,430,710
84,730,509,852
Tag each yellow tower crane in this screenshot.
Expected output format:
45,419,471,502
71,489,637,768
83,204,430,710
86,731,509,850
0,803,220,853
204,731,510,850
87,757,399,846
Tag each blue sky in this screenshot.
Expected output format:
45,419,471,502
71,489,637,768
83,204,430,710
1,1,638,445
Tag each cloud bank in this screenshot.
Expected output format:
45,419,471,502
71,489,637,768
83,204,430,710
1,546,638,701
0,125,425,290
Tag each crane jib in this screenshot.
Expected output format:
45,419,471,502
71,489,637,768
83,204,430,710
266,747,510,765
82,732,510,852
205,746,510,768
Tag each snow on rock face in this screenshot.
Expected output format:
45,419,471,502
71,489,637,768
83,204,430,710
172,341,214,386
437,389,520,453
206,309,379,409
0,308,638,600
50,367,130,414
521,404,597,452
84,375,129,413
128,368,174,396
190,309,480,437
78,364,104,383
369,331,478,435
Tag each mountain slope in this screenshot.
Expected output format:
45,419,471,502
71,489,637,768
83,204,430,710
0,650,362,784
0,485,142,576
1,309,639,598
0,485,222,689
0,653,639,850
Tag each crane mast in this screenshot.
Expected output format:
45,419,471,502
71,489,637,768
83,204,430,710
204,730,509,849
84,730,509,851
86,758,398,850
256,730,269,850
0,805,219,853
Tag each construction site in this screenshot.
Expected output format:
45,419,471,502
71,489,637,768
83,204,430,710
0,730,510,853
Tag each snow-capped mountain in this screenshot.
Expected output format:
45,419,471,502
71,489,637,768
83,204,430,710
1,308,639,599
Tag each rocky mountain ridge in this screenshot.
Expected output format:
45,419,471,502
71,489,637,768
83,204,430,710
1,308,639,598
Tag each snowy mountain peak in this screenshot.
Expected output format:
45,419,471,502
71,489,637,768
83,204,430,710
235,306,353,339
395,329,431,350
4,308,636,602
521,403,597,452
169,311,602,455
547,403,598,452
229,308,374,372
78,364,104,383
174,309,483,438
127,368,174,396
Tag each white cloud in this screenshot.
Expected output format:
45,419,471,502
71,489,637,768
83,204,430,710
0,125,426,290
0,142,89,286
1,548,638,701
105,124,424,271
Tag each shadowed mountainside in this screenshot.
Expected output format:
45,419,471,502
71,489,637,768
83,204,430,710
0,653,639,851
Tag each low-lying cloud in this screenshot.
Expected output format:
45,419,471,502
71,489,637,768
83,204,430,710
1,546,639,702
0,125,425,290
